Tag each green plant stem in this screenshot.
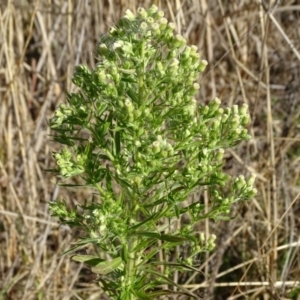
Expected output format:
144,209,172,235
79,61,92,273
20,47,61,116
121,40,146,299
124,237,138,300
138,41,145,104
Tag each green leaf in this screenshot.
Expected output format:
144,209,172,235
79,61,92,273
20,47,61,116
150,261,203,273
52,135,74,146
132,238,156,253
126,88,138,103
72,255,104,266
91,257,123,275
115,130,121,155
140,268,202,299
105,164,113,192
56,183,86,187
61,237,106,256
133,231,189,243
129,212,160,231
136,289,201,299
97,104,108,117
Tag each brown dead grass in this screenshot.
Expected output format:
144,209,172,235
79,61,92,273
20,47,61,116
0,0,300,299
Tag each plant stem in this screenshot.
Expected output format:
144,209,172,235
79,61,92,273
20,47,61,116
138,41,145,105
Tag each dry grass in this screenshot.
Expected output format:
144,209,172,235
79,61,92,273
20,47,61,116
1,0,300,299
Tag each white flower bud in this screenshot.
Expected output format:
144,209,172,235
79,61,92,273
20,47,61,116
216,148,224,161
208,234,217,243
167,22,175,30
169,58,179,67
109,27,118,35
174,34,186,47
137,7,147,18
124,98,134,113
135,140,141,147
147,17,154,24
93,209,100,216
234,175,246,189
230,115,240,127
140,22,148,30
99,43,107,50
199,60,208,72
241,114,250,126
247,174,256,186
191,45,198,52
200,233,205,243
151,22,159,31
124,9,135,20
149,4,158,14
252,188,258,195
157,10,164,18
193,83,200,90
152,141,160,153
232,105,239,114
240,103,248,115
159,18,168,30
112,40,124,51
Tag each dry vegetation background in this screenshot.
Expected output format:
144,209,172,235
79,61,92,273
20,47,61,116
0,0,300,299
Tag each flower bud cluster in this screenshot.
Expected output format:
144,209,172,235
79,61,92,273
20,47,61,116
50,104,73,128
193,98,251,149
49,200,77,222
90,4,208,128
232,174,257,200
124,135,177,182
54,148,85,178
182,233,217,265
149,135,174,156
87,201,125,238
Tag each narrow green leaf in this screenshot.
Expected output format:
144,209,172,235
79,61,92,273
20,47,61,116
72,255,104,266
71,255,95,264
62,237,105,256
105,164,113,192
150,261,204,273
143,268,202,299
56,183,86,187
115,130,121,155
91,257,123,275
129,212,160,231
96,104,108,117
136,247,158,266
126,88,138,103
133,231,188,243
103,121,110,135
52,135,74,146
137,289,200,298
119,68,136,75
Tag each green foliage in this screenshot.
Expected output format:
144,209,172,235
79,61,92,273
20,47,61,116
49,5,256,299
289,286,300,299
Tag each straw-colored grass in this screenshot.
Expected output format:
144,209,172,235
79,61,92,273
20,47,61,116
1,1,299,299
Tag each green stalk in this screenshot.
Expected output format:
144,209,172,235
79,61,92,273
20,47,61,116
138,41,145,105
122,192,139,299
121,40,146,299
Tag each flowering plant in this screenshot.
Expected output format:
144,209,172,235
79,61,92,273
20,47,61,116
49,5,256,299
